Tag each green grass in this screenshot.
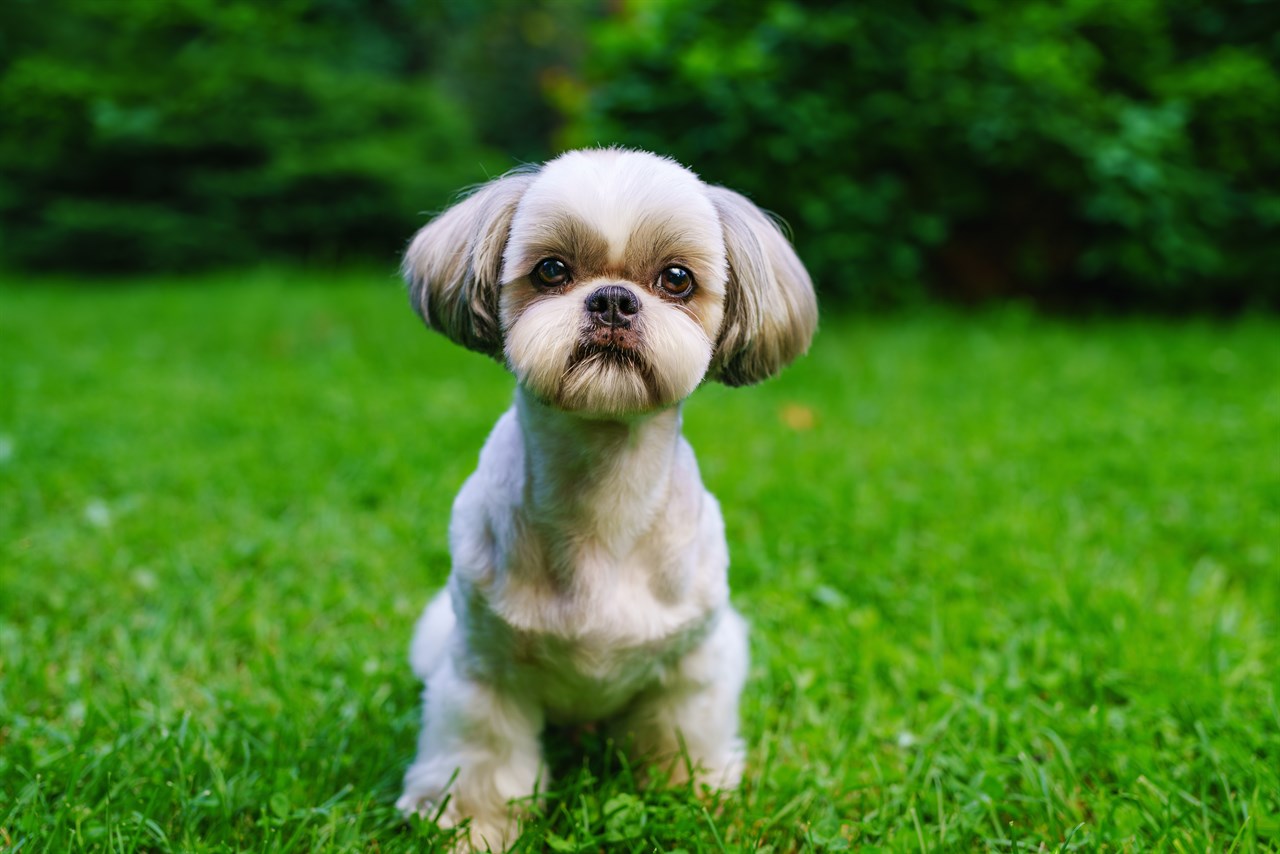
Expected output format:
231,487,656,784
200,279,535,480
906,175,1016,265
2,269,1278,852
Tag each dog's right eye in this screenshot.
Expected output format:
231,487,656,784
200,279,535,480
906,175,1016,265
532,258,570,287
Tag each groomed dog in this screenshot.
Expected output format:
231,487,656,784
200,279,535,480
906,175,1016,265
395,148,817,850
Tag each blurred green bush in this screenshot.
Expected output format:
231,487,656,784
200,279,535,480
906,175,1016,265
5,0,1277,309
0,0,506,271
563,0,1280,307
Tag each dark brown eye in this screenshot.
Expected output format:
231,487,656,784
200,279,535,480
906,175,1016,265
532,258,570,287
657,266,695,297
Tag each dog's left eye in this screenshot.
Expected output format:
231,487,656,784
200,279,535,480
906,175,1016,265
657,266,695,298
533,258,570,287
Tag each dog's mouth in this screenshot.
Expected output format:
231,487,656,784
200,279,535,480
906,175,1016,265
554,329,663,414
568,343,650,379
582,324,642,353
571,327,647,369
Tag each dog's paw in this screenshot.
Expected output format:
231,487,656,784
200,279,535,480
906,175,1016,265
663,742,745,794
398,788,519,852
395,789,439,820
457,817,519,853
695,747,745,793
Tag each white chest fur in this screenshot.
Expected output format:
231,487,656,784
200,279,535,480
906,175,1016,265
442,392,731,721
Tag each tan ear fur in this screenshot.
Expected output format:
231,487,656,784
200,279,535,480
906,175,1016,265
707,186,819,386
403,169,538,357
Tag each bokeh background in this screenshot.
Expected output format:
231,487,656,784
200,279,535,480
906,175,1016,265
4,2,1280,851
5,0,1279,308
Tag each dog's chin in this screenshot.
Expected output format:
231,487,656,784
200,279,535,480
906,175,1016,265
552,344,668,418
506,313,714,419
510,335,704,419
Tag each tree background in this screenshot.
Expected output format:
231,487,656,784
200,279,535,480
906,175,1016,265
3,0,1277,309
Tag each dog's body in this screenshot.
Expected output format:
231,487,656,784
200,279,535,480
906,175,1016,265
395,148,816,849
399,394,747,844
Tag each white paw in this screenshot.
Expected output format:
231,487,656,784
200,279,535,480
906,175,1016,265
398,787,519,852
458,817,519,852
664,743,745,792
696,747,745,792
395,789,440,820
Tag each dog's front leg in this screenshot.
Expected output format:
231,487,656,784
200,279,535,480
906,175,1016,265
397,657,544,851
613,607,749,792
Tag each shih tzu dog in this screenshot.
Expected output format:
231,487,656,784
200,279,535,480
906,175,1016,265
395,147,817,850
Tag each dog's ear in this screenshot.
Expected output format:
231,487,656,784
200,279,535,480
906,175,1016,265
706,186,818,387
403,169,537,357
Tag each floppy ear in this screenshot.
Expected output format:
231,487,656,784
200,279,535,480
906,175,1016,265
706,186,819,386
402,169,537,357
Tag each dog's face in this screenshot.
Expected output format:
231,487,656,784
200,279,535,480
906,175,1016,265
499,152,729,415
404,148,817,417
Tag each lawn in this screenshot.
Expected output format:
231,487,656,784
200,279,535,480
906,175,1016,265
1,269,1278,852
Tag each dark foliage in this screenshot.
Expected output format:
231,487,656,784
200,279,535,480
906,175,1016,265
5,0,1277,310
565,0,1280,307
0,0,501,271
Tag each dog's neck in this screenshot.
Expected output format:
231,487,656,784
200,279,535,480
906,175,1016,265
515,386,684,556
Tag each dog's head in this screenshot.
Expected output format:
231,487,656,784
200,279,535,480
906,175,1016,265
404,148,817,417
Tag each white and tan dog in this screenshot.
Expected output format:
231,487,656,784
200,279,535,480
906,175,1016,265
395,148,817,849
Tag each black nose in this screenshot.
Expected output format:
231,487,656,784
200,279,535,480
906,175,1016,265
585,285,639,328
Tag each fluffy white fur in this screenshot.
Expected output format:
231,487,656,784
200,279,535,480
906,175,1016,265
396,148,817,850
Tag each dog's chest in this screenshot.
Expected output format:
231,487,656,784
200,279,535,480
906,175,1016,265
476,543,721,721
506,608,713,723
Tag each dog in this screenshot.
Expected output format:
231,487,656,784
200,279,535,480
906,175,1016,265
394,147,817,850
